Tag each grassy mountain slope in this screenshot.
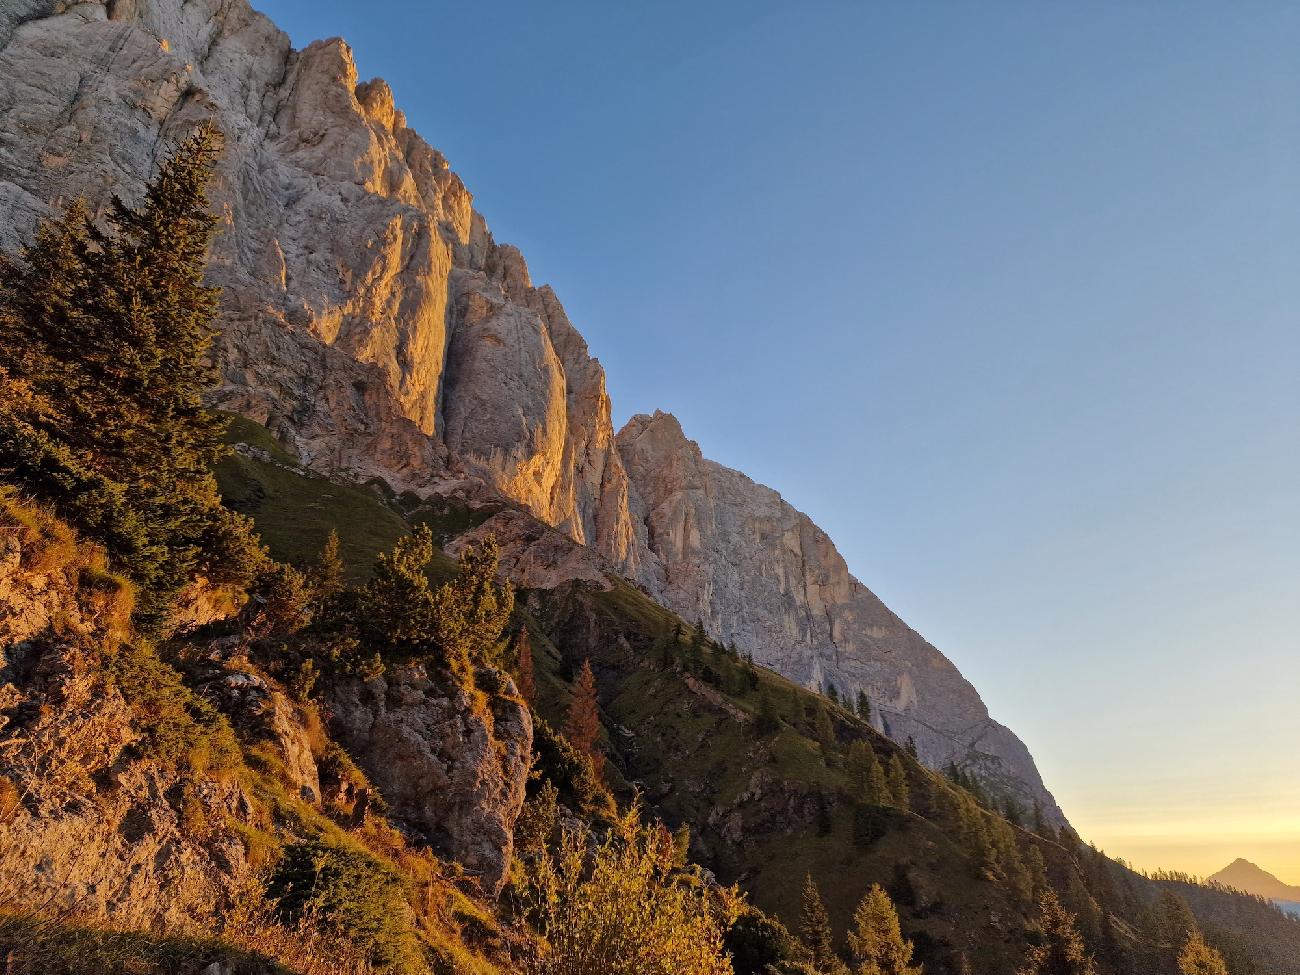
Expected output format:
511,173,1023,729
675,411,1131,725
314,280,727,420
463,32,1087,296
0,492,521,975
212,415,1300,975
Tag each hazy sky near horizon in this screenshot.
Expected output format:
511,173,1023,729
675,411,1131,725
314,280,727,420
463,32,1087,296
255,0,1300,880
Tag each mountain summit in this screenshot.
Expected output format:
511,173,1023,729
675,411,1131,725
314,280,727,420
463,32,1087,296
1209,858,1300,901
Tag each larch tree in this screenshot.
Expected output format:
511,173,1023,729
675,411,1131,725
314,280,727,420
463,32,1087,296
814,703,837,756
798,873,843,973
565,659,604,776
847,884,922,975
1177,931,1228,975
1017,889,1097,975
515,627,536,703
886,755,910,812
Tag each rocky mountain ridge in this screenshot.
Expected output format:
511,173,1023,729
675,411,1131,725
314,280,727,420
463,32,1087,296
0,0,1061,821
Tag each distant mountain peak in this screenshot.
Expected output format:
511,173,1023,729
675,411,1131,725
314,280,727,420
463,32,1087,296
1209,859,1300,901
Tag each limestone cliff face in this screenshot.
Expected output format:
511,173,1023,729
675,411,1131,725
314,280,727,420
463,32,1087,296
326,663,533,896
0,0,640,574
618,411,1065,824
0,0,1060,821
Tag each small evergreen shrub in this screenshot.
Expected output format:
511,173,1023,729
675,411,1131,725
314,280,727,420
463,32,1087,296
109,641,241,774
531,717,614,820
267,842,414,969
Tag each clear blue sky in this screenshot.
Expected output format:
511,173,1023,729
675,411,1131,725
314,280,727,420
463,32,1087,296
254,0,1300,879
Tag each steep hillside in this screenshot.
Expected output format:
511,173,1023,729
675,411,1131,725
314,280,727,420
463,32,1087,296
214,426,1300,975
0,493,528,975
0,0,1060,815
618,410,1063,823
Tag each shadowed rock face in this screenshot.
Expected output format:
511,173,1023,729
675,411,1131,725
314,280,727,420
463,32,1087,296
618,411,1065,825
0,0,1063,823
326,664,533,896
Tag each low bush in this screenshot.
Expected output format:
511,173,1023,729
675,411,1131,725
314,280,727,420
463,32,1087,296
267,843,417,971
110,641,242,775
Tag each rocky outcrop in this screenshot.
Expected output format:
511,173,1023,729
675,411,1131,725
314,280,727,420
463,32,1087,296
618,411,1065,824
199,663,323,804
326,664,532,895
0,507,253,930
0,0,1062,822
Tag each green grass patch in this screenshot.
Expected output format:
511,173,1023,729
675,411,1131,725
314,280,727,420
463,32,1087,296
215,418,408,582
219,412,300,464
408,497,503,547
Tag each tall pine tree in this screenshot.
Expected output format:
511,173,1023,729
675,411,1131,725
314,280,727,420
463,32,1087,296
798,874,844,974
0,122,261,625
886,755,910,812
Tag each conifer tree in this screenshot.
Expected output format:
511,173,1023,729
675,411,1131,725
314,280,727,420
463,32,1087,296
360,529,513,682
814,703,837,756
566,659,604,776
1152,892,1198,955
430,535,514,677
1026,845,1049,897
991,821,1033,904
514,627,536,703
856,689,871,722
1004,797,1026,827
1017,889,1097,975
799,874,842,973
847,884,921,975
887,755,910,811
0,123,262,624
251,561,313,637
690,619,707,664
827,683,840,705
313,529,346,611
957,794,995,875
847,740,890,805
1177,931,1228,975
360,526,438,650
